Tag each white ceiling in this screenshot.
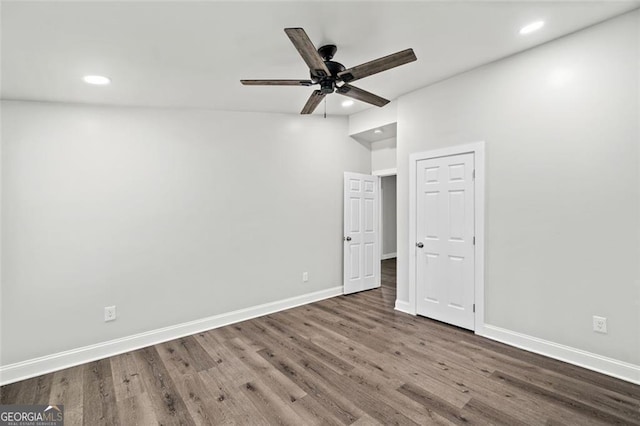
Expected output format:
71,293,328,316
2,1,638,116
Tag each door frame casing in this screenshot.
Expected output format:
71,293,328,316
373,168,397,260
408,141,485,334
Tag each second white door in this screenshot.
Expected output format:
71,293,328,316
416,153,475,330
344,172,380,295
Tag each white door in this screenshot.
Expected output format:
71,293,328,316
416,153,475,330
344,172,380,295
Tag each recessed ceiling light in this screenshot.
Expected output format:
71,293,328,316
83,75,111,85
374,129,383,134
341,100,354,107
519,21,545,35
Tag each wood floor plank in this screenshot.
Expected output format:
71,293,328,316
198,367,269,425
155,335,226,425
176,336,219,372
299,318,473,409
173,372,230,426
116,393,158,426
267,311,323,340
6,378,36,405
289,394,346,426
323,297,411,332
492,370,637,425
311,302,379,330
398,382,482,425
156,338,204,377
460,397,531,426
457,340,640,421
82,359,119,425
350,413,386,425
294,353,421,425
344,362,460,425
2,259,639,425
49,366,84,426
32,374,54,404
255,315,356,374
194,329,256,384
257,347,366,424
240,379,307,425
131,346,196,426
287,317,399,383
224,337,307,403
289,307,391,353
389,332,600,425
110,352,145,402
6,374,54,406
473,333,640,399
287,305,549,420
0,381,21,405
196,330,273,424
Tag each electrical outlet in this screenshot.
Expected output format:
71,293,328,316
302,272,309,282
104,306,117,322
593,316,607,334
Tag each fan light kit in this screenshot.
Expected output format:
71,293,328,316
83,75,111,85
341,100,354,107
241,27,417,115
519,21,545,35
374,129,383,134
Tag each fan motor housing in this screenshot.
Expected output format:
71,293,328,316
325,61,346,77
310,61,345,79
319,80,335,94
310,45,346,94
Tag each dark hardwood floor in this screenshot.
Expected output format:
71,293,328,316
2,259,639,425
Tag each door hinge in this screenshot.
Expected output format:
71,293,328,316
473,236,476,245
472,169,475,180
473,304,476,313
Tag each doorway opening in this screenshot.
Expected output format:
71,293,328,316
380,175,397,262
374,169,397,298
380,174,397,293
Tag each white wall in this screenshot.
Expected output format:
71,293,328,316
0,101,371,365
371,137,397,172
381,175,397,257
397,11,639,366
349,101,397,136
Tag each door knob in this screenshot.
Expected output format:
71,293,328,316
344,236,352,241
416,242,424,248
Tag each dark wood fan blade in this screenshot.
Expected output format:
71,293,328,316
338,48,417,83
241,79,313,86
284,28,331,78
336,84,390,107
301,90,326,114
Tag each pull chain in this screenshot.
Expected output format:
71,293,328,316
324,97,327,119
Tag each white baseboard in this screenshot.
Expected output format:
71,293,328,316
0,286,343,386
480,324,640,385
381,253,397,260
394,299,414,315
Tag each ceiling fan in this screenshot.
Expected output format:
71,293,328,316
241,28,417,115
